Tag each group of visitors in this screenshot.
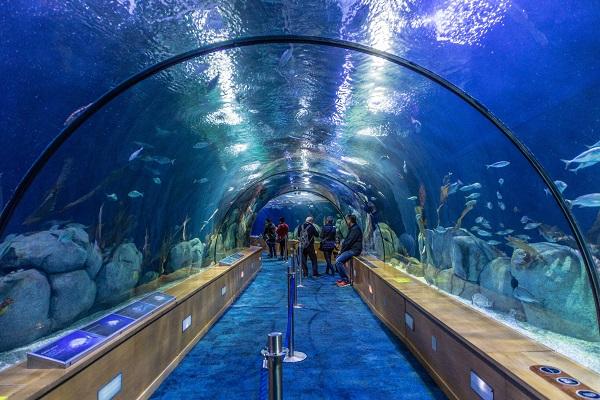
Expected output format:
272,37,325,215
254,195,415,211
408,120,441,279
263,217,289,260
263,214,362,288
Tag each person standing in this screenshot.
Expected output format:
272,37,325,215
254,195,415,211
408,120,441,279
297,216,319,277
275,217,289,260
336,214,363,287
263,218,277,258
319,216,337,275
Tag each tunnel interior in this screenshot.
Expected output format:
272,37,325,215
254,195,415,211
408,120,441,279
2,2,600,392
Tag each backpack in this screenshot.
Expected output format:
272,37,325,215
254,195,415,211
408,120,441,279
299,223,313,249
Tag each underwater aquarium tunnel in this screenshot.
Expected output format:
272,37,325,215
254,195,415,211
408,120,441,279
2,3,600,399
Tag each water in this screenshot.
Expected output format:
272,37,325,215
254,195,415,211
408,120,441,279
1,0,599,377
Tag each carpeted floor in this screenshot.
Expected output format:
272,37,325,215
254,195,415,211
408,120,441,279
151,256,447,400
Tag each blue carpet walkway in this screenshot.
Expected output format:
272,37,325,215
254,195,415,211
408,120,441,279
151,256,447,400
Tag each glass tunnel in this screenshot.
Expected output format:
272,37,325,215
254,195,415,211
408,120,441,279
1,1,600,398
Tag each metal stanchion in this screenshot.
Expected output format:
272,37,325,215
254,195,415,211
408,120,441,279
290,255,303,308
284,268,307,363
296,246,305,288
261,332,285,400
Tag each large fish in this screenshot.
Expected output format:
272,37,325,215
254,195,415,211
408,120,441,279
465,192,480,200
568,193,600,208
561,147,600,171
460,182,482,192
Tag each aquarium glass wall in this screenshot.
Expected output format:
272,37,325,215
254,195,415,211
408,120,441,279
1,0,600,374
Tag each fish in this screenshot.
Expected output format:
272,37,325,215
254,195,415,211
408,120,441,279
465,193,480,200
475,217,484,224
506,236,544,265
153,177,161,184
403,160,408,174
448,180,463,195
64,103,92,126
142,156,175,165
554,180,567,193
279,47,293,68
407,196,418,201
524,222,542,230
513,287,540,304
465,199,477,208
562,147,600,171
568,193,600,208
515,234,531,241
586,140,600,149
499,222,505,228
486,161,510,169
194,178,209,184
486,202,493,210
206,73,220,92
470,226,480,231
193,142,210,149
487,240,501,245
498,178,504,185
460,183,482,192
380,155,390,160
128,190,143,198
481,221,492,229
476,229,492,237
520,216,531,224
106,193,118,201
544,188,551,196
377,191,386,198
496,229,514,235
128,146,144,161
0,297,14,316
496,191,503,200
498,201,506,210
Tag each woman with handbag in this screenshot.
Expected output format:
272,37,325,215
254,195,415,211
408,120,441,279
319,216,337,275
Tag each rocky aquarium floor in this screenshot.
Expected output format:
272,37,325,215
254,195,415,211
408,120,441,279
151,256,446,400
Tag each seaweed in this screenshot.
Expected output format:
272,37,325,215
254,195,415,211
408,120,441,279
454,202,474,229
24,158,73,225
436,183,449,227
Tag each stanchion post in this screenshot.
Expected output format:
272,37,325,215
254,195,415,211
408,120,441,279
296,247,305,288
261,332,285,400
284,269,307,363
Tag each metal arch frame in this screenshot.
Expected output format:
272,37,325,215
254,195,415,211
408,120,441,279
0,34,597,328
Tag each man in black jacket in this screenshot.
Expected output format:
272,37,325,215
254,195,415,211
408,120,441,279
335,214,363,287
297,216,319,277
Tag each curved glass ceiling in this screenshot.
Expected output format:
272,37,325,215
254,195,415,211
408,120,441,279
1,0,600,373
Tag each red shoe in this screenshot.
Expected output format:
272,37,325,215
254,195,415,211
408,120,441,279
336,281,351,287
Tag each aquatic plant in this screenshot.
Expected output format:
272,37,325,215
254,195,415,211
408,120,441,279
24,158,73,225
454,202,475,229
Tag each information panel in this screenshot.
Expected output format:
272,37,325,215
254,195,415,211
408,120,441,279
27,291,176,369
219,252,245,266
